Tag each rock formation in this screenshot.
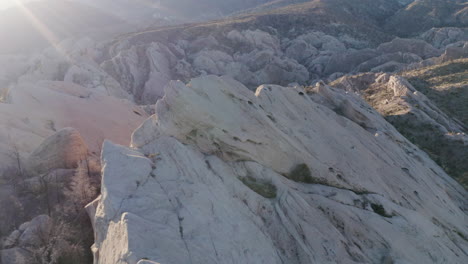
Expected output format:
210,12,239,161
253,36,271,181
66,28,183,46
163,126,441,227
0,1,467,263
88,76,468,264
1,215,52,263
24,128,88,176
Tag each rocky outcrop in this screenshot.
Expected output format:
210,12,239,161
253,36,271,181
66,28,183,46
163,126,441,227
420,27,468,49
89,75,467,264
98,26,457,104
24,128,88,176
1,215,52,264
376,38,443,59
440,41,468,61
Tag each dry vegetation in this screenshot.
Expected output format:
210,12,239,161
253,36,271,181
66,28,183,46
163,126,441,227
397,59,468,188
0,155,100,263
401,58,468,126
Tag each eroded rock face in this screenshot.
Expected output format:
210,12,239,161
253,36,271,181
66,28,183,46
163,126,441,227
377,38,443,59
420,27,468,49
90,76,468,264
98,26,461,102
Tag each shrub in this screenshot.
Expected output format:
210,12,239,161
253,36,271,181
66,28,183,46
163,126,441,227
239,176,277,199
371,203,392,218
288,163,314,183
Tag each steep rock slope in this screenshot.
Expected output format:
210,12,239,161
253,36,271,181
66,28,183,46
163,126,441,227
332,59,468,188
402,58,468,126
88,76,468,264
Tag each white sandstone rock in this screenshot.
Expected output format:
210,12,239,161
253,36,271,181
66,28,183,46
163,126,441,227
91,76,467,264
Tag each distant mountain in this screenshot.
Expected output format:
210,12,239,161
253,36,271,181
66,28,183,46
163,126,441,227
384,0,468,36
72,0,278,23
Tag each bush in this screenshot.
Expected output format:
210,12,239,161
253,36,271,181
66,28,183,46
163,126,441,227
239,176,277,199
371,203,392,218
288,163,314,183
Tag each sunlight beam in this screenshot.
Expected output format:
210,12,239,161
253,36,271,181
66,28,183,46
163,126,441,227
11,0,69,58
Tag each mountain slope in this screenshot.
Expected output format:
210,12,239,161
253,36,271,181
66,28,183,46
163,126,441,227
331,59,468,188
73,0,278,23
384,0,468,36
88,75,468,264
402,58,468,126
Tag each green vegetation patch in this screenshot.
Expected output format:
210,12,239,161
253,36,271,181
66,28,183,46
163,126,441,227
239,176,277,199
288,163,314,183
370,203,392,218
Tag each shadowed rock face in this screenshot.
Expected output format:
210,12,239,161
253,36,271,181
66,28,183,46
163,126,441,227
1,215,52,263
88,76,467,264
331,59,468,188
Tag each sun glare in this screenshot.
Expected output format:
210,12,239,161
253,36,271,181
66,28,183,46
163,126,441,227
0,0,29,10
5,0,69,57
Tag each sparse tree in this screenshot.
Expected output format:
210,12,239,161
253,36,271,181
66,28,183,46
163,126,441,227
38,174,53,217
8,134,24,179
65,160,98,216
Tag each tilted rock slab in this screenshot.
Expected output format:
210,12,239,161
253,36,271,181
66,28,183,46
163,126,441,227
88,76,467,264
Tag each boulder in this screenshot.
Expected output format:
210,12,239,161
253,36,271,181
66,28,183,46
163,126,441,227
17,215,52,247
2,215,52,249
440,41,468,61
24,128,88,176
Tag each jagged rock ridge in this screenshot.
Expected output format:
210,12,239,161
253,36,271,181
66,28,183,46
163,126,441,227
88,76,468,264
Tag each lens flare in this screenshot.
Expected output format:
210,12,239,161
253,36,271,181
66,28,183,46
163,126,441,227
11,0,69,58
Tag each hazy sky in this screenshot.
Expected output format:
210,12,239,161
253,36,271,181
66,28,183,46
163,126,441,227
0,0,40,10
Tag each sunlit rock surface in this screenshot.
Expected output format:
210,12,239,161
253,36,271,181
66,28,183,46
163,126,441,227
89,76,468,264
24,128,88,176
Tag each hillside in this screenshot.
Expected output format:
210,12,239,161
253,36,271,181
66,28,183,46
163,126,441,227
384,0,468,37
88,75,467,264
402,58,468,126
0,0,467,263
72,0,278,23
331,59,468,188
